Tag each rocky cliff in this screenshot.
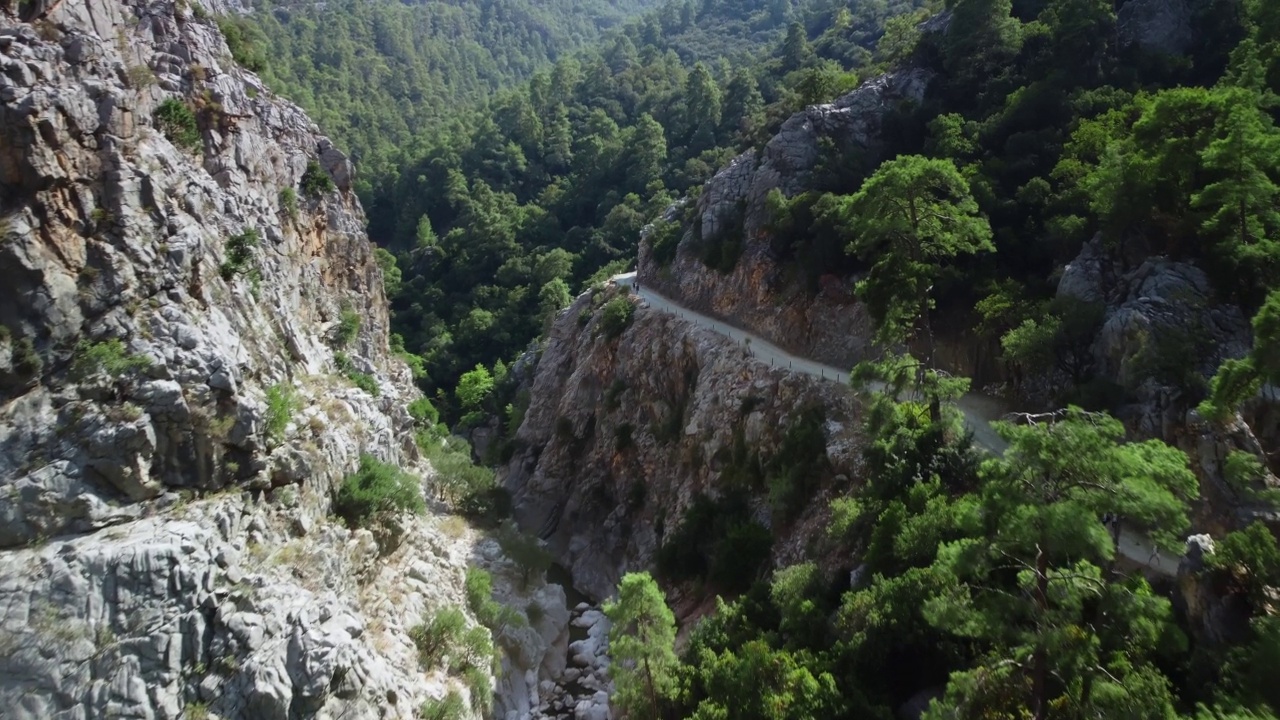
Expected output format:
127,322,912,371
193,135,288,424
638,69,931,371
0,0,567,717
1056,237,1280,539
502,286,866,604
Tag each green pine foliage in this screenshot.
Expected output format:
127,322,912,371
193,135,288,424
232,0,926,425
154,97,200,150
333,454,425,526
604,572,680,720
72,339,152,380
220,228,260,281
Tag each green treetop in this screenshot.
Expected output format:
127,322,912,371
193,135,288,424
604,572,679,720
925,408,1198,720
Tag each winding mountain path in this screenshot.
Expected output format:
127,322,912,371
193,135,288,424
612,272,1184,577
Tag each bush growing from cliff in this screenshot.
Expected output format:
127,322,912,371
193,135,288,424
765,407,830,523
9,336,42,380
278,187,298,220
419,692,465,720
408,397,439,426
219,228,260,281
656,492,772,595
496,522,553,588
409,607,492,677
583,259,633,292
647,218,683,266
417,434,508,521
600,296,635,340
464,567,524,632
71,339,151,380
154,98,199,150
301,160,335,198
333,454,423,527
334,308,361,347
375,248,402,297
263,383,296,445
334,351,380,396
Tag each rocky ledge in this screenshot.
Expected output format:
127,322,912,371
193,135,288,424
638,69,931,371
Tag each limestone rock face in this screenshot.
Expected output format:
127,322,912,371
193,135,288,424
0,0,417,547
1057,239,1280,544
0,485,571,720
1056,237,1252,440
502,288,866,603
0,0,563,717
639,70,931,371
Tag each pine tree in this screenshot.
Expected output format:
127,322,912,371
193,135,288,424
721,69,765,144
1192,89,1280,300
781,22,811,72
924,408,1198,720
684,63,722,152
830,155,994,356
628,114,668,193
944,0,1022,83
605,573,679,720
1201,289,1280,419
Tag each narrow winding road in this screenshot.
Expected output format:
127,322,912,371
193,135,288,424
612,272,1184,578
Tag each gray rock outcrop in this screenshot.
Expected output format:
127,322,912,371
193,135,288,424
1056,237,1252,440
1117,0,1213,56
639,70,931,371
502,287,866,603
0,0,411,546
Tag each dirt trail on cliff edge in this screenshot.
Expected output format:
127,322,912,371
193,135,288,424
612,272,1183,578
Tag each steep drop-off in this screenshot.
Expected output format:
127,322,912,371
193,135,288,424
503,286,867,604
0,1,567,717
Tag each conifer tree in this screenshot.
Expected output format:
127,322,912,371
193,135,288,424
924,409,1198,720
830,155,994,355
605,573,679,720
1192,90,1280,300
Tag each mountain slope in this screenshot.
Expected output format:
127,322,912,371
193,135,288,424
220,0,660,195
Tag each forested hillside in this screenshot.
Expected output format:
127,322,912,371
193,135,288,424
218,0,659,195
232,0,932,419
223,0,1280,715
596,0,1280,717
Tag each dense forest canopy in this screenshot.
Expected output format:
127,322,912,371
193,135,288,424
220,0,661,196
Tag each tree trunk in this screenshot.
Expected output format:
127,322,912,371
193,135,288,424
920,295,941,423
642,655,660,720
1032,544,1050,720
